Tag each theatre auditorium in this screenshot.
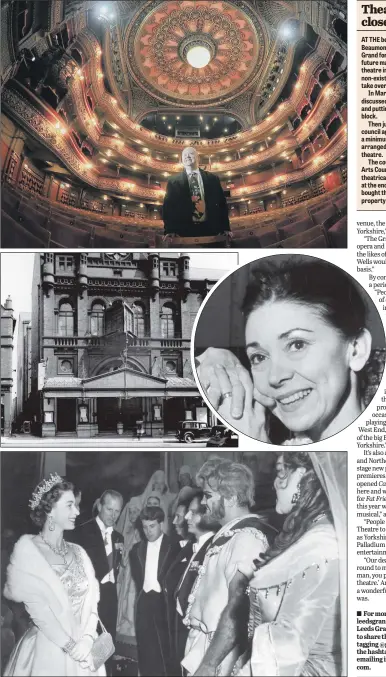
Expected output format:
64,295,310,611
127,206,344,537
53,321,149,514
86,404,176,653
1,0,347,249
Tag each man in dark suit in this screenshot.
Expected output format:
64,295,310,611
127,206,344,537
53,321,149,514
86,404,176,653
162,146,231,238
68,490,124,675
130,506,180,677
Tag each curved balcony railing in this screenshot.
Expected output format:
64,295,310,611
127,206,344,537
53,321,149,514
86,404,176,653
78,30,339,153
2,80,346,202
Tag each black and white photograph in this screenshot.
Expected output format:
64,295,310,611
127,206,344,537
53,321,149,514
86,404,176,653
1,450,347,676
194,254,385,445
1,252,238,447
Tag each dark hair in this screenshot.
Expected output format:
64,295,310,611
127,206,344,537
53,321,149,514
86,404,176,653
242,257,367,341
140,506,165,523
260,451,331,565
99,489,123,505
30,480,75,528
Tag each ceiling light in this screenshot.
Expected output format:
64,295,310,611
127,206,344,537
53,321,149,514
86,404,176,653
205,125,209,131
199,116,203,121
132,165,137,170
101,158,108,163
176,116,180,120
168,125,172,130
162,116,167,120
214,117,218,121
186,45,211,69
224,128,228,133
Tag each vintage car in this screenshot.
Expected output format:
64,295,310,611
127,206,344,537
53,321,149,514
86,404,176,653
176,420,211,444
206,425,239,447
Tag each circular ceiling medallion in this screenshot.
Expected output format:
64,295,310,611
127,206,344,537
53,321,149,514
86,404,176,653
127,0,264,106
186,45,212,68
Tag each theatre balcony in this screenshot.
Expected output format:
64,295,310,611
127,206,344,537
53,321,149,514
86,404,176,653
1,0,347,249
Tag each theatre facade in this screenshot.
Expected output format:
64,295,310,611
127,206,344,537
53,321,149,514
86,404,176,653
28,252,218,438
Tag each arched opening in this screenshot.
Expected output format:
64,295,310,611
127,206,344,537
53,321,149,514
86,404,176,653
58,301,74,336
330,51,344,74
332,19,347,44
90,302,105,336
326,117,342,139
71,48,83,67
310,83,321,105
160,303,176,339
132,303,146,337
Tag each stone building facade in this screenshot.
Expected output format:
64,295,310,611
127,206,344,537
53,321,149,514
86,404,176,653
1,296,16,436
16,312,31,422
29,253,218,438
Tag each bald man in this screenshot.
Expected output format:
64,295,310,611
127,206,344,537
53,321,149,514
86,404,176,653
163,146,230,238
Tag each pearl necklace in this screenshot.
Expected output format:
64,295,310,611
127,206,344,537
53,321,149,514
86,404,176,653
40,533,69,565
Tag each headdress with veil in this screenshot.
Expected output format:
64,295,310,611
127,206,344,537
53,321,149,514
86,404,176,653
242,451,347,677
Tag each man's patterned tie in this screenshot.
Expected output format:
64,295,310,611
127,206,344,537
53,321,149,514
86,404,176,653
189,172,205,222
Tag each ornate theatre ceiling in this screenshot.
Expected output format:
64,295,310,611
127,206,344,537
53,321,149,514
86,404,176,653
125,1,264,107
0,0,347,206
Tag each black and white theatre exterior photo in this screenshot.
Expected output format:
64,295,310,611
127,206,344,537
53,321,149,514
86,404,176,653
16,252,236,438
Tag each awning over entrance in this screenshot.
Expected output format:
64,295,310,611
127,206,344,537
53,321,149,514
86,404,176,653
43,368,199,398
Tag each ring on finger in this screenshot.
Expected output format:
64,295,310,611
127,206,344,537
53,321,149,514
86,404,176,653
221,392,232,401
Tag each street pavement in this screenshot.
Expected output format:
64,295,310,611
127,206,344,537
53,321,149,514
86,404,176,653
1,434,210,449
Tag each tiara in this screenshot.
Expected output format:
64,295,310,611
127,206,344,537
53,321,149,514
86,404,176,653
29,473,64,510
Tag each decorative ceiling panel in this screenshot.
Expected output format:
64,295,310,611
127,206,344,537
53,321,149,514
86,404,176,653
125,0,266,107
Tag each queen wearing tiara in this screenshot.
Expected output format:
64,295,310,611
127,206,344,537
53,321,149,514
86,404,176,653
3,474,106,676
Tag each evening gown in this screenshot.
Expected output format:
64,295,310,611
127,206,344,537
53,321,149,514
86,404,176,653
237,521,341,676
4,535,106,676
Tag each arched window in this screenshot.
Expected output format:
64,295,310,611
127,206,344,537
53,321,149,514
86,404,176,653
58,301,74,336
161,303,176,338
133,303,145,337
90,302,105,336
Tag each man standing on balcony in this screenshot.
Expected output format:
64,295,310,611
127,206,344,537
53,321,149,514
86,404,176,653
162,146,231,239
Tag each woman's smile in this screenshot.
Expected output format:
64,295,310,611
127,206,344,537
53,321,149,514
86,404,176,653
246,300,362,438
276,387,313,410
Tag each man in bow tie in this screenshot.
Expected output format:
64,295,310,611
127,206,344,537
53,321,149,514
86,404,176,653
162,146,231,239
130,506,180,677
69,490,124,675
166,490,220,676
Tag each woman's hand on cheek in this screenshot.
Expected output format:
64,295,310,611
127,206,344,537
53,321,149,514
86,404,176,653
196,348,246,417
218,369,270,441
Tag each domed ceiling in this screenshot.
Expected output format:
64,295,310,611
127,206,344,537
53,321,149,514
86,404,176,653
126,0,264,106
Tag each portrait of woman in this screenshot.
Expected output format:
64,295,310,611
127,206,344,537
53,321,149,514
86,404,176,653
236,450,346,677
194,255,385,445
3,475,106,676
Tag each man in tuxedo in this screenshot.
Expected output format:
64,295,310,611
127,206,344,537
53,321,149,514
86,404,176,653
162,146,231,238
166,490,220,676
69,490,124,674
130,506,180,677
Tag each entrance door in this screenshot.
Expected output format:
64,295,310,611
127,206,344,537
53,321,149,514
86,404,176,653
97,398,119,432
121,398,143,433
57,398,76,432
164,398,185,434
